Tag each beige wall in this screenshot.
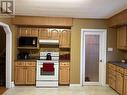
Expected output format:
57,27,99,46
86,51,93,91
107,28,126,61
70,18,108,84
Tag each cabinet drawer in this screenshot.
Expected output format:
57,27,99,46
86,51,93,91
26,62,36,66
60,62,69,67
15,61,25,66
116,66,124,74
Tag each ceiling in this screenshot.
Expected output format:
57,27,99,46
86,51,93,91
15,0,127,19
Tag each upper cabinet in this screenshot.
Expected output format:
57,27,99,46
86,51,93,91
117,26,127,49
17,27,39,37
59,29,71,48
39,28,71,48
39,28,59,40
108,9,127,27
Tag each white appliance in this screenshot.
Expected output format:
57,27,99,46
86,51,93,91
36,52,59,87
39,40,59,45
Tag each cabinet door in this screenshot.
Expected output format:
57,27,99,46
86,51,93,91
31,28,38,37
17,27,27,37
17,27,38,37
39,28,49,39
50,29,59,40
116,72,123,95
59,29,70,48
15,67,26,85
117,26,127,49
108,75,116,90
124,76,127,95
59,66,70,84
26,67,36,84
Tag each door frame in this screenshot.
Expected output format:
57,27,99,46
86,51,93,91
0,22,12,88
80,29,107,86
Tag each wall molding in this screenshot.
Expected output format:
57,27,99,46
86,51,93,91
0,22,12,88
70,84,82,87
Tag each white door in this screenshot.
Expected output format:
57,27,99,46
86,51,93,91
80,29,107,86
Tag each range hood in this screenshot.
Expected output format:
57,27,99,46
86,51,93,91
39,40,59,45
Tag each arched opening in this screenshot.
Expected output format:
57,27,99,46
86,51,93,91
0,22,12,88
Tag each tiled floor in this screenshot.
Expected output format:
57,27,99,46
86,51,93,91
3,86,118,95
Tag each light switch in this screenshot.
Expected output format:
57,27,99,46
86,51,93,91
108,48,113,51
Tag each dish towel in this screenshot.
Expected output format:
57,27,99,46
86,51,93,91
43,63,54,72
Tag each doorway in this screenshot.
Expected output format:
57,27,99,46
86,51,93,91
0,22,12,88
80,29,107,86
0,27,6,87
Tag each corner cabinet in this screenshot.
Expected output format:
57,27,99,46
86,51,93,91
59,62,70,85
107,63,126,95
14,61,36,85
117,26,127,49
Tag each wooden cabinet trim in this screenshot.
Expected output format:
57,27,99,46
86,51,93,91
12,16,73,27
108,9,127,27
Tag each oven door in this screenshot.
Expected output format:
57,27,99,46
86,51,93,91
37,61,59,80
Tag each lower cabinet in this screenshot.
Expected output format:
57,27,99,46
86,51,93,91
15,66,26,84
59,62,70,85
116,72,124,95
108,75,116,90
124,76,127,95
108,64,116,90
15,61,36,85
108,63,125,95
26,67,36,84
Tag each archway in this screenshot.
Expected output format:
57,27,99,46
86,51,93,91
0,22,12,88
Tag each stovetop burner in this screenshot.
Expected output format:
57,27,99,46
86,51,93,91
39,52,59,61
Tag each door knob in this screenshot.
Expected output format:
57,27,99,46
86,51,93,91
100,60,102,62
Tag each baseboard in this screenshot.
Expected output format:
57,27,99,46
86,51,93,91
104,84,109,87
70,84,82,87
11,81,15,88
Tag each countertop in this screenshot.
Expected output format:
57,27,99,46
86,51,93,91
15,59,70,62
108,61,127,69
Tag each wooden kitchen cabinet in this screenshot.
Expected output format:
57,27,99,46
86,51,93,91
123,69,127,95
50,29,59,40
17,27,39,37
59,62,70,85
39,28,49,39
39,28,60,40
108,64,116,90
116,66,124,95
14,61,36,85
15,66,26,84
117,25,127,49
116,72,124,95
26,67,36,84
59,29,71,48
124,75,127,95
108,63,126,95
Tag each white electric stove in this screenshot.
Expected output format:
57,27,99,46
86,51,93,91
36,52,59,87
